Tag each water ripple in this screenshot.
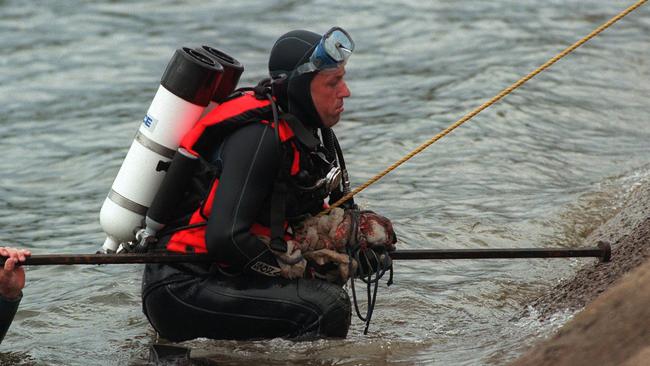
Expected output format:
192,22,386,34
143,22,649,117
0,0,649,364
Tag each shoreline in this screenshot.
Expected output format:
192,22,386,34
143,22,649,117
510,180,650,365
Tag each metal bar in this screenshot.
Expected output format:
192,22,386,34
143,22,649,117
0,242,610,266
2,253,215,266
390,243,611,262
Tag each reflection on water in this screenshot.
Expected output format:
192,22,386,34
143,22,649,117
0,0,649,364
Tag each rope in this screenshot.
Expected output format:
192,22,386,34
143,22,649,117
325,0,647,213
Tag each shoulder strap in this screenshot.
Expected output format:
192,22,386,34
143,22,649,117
281,113,320,150
181,93,274,156
268,130,296,252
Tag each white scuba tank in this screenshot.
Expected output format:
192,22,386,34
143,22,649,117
128,46,245,252
99,47,223,253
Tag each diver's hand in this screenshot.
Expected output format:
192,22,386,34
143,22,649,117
304,248,356,285
253,237,306,279
355,210,397,252
270,240,307,279
344,210,396,278
0,247,31,300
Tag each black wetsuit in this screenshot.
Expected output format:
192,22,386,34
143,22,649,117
141,122,351,342
0,294,20,344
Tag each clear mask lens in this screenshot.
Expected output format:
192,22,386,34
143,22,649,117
296,27,354,75
323,29,354,63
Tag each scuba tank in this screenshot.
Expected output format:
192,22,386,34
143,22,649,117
197,45,244,112
99,47,223,253
108,46,245,253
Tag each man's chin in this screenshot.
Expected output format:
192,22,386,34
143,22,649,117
324,115,341,128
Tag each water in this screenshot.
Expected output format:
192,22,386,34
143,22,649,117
1,0,649,364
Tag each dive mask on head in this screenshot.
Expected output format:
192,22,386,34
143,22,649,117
295,27,355,75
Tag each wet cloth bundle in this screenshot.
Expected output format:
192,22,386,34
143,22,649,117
296,208,396,283
257,208,396,283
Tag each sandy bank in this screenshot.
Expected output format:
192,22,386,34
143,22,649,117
510,178,650,366
510,251,650,366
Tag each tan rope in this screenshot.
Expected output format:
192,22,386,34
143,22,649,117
325,0,647,214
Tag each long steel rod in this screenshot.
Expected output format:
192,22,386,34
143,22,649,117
391,243,610,262
1,242,610,266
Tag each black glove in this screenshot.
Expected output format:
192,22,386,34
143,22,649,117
345,209,397,278
358,248,391,277
247,237,306,279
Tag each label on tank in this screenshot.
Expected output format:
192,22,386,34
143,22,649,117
142,114,158,131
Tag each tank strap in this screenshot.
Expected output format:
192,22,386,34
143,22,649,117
269,178,288,252
268,105,296,252
281,113,320,150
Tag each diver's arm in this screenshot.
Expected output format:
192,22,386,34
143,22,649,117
205,123,281,273
0,293,20,344
0,247,28,344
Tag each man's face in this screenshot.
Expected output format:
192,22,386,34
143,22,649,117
310,66,351,128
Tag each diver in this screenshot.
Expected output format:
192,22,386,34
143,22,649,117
0,246,30,344
141,27,396,341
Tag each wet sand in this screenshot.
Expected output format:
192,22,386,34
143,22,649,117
511,180,650,365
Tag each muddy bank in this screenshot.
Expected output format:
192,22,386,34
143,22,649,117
531,217,650,319
530,178,650,318
510,254,650,366
510,180,650,365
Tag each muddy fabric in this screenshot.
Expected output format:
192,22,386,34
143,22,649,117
295,208,397,253
289,208,397,283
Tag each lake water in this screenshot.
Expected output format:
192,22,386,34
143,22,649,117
0,0,649,364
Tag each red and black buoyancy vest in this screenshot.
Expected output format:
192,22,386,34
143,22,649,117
165,92,302,254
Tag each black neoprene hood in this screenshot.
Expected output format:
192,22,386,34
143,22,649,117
268,30,324,128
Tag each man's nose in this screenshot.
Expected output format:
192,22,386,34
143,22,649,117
339,81,351,98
